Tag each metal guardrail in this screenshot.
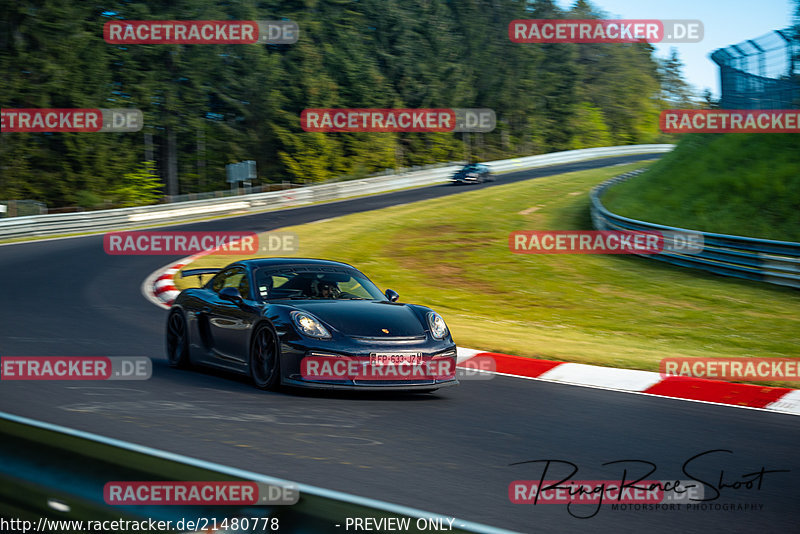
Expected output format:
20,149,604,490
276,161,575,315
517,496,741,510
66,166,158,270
0,145,673,241
0,200,47,218
0,412,517,534
591,170,800,289
165,162,464,204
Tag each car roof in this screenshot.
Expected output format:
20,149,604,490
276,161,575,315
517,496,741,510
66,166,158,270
234,257,359,270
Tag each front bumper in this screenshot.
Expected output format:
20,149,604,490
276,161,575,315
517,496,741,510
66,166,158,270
282,376,459,391
279,335,459,390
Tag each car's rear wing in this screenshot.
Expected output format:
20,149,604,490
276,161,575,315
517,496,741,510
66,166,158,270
180,267,221,285
180,268,221,278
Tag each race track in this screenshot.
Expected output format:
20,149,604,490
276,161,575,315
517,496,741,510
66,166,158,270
1,153,798,533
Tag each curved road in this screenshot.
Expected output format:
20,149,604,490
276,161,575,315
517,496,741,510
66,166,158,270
1,154,798,533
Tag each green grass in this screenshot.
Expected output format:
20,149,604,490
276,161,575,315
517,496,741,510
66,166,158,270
602,134,800,241
175,162,800,384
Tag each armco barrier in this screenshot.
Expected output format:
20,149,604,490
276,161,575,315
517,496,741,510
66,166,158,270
0,145,673,241
0,412,517,534
591,170,800,289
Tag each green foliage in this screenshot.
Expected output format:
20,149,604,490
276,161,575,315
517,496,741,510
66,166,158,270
74,190,104,210
0,0,681,206
111,161,162,207
658,49,695,108
570,102,612,149
602,134,800,241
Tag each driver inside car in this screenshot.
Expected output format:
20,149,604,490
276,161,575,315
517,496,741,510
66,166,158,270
316,280,340,299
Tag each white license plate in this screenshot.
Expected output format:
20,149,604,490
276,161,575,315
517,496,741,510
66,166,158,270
370,353,423,366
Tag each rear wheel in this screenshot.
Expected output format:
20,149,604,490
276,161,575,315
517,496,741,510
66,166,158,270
166,309,191,368
250,324,281,390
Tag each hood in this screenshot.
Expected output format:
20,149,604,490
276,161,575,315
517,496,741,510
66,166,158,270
288,300,427,337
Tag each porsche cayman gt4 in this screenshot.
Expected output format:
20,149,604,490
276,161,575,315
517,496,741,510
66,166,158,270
166,258,458,391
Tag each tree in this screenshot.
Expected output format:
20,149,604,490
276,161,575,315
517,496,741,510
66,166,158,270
570,102,612,148
659,49,695,108
0,0,676,205
111,161,162,207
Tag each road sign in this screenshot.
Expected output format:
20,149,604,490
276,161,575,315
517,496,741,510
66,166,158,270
226,160,257,183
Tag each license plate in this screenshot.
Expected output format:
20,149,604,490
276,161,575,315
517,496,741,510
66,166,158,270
370,353,422,366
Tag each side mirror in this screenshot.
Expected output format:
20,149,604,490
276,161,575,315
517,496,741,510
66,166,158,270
384,289,399,302
219,286,243,303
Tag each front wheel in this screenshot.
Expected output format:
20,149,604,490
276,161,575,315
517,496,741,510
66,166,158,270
250,323,281,390
166,308,191,368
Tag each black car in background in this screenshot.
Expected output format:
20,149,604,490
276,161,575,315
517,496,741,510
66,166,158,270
166,258,458,392
452,163,494,184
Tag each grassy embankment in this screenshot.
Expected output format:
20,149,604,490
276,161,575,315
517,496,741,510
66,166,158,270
602,134,800,241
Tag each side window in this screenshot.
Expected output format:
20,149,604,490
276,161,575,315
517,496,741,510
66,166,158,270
209,269,230,293
209,267,246,294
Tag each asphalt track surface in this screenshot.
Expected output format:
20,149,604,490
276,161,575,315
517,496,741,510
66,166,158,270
1,153,798,533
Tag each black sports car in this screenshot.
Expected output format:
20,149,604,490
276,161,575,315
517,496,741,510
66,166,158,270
166,258,458,391
452,163,494,184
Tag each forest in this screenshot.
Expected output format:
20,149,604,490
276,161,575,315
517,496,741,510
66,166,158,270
0,0,694,208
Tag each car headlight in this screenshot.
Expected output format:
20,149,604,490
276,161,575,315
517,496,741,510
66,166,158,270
291,311,331,338
427,312,449,339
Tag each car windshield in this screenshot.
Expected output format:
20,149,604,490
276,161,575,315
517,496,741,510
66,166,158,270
254,268,386,301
